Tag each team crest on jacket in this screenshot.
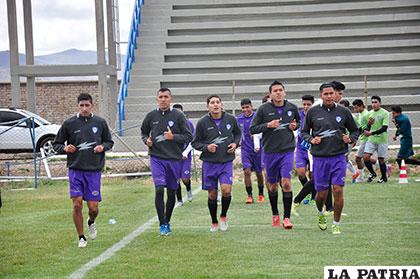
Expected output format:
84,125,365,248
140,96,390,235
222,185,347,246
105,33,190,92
226,124,231,130
287,111,292,117
336,116,342,123
168,120,174,127
92,127,98,134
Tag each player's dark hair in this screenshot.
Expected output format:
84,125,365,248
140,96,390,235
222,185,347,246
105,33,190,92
240,98,252,106
371,95,381,103
339,99,350,107
330,81,346,91
207,95,221,105
352,99,364,107
173,103,183,111
157,87,171,95
319,82,335,92
269,80,285,93
77,93,93,104
301,95,314,103
391,105,402,114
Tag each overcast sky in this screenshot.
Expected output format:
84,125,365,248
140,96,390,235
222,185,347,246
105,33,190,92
0,0,133,55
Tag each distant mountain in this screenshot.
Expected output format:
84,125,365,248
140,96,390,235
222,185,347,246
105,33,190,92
0,49,125,82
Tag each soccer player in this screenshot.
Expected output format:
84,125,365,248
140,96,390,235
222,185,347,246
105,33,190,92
301,83,359,234
236,98,265,204
172,103,195,205
53,93,114,248
363,96,390,183
141,88,192,236
352,99,370,182
391,105,420,168
192,95,241,232
250,80,300,229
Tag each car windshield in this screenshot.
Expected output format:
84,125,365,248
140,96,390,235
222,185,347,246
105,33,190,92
22,110,51,125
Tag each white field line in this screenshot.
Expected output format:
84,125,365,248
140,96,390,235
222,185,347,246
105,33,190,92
68,186,202,279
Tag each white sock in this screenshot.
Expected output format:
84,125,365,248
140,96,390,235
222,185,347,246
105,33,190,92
333,221,340,226
359,169,365,179
347,161,356,174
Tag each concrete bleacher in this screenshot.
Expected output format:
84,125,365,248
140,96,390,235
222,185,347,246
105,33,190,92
115,0,420,151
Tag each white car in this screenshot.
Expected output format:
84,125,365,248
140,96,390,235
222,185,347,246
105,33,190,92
0,108,61,156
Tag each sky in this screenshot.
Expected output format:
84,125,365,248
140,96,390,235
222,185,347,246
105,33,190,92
0,0,133,55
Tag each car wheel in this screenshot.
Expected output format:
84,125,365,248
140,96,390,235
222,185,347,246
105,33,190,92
38,136,56,157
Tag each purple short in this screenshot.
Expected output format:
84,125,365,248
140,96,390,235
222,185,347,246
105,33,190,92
295,148,310,169
312,154,347,192
263,151,294,183
202,161,233,190
150,156,181,190
241,149,262,173
69,168,102,201
180,156,192,179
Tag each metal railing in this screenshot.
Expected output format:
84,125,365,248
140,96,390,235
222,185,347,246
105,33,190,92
117,0,144,136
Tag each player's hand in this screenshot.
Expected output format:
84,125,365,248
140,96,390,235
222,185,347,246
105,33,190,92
368,117,375,125
310,136,321,145
207,143,217,153
227,143,237,153
342,134,351,144
64,144,77,153
289,119,297,130
364,130,372,137
182,155,188,160
254,147,260,153
94,145,104,153
267,119,280,129
164,126,174,140
146,137,153,147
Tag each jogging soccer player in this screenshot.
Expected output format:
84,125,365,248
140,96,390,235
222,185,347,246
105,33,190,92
141,88,192,236
363,96,390,183
352,99,370,182
291,95,316,217
391,105,420,168
301,83,359,234
250,80,300,229
53,93,114,248
192,95,241,232
236,98,265,204
172,103,195,205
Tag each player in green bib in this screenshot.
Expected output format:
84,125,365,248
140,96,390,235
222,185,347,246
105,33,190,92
363,96,390,183
352,99,369,182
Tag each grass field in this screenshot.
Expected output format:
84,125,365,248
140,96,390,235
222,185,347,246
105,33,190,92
1,175,419,279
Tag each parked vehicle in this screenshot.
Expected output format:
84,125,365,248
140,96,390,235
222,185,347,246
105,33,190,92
0,108,61,156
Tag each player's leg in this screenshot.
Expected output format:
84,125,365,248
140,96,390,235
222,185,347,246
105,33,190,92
69,169,87,247
244,168,254,204
202,161,219,231
263,153,281,227
280,152,294,229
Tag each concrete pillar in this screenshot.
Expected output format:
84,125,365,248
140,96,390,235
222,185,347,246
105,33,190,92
23,0,36,113
106,0,118,129
6,0,21,107
95,0,109,120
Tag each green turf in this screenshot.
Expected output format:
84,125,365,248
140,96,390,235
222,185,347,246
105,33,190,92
1,176,419,278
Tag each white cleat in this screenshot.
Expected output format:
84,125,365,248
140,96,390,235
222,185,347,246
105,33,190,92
88,219,97,240
176,201,184,207
187,191,193,202
219,217,229,232
210,223,219,232
78,238,87,248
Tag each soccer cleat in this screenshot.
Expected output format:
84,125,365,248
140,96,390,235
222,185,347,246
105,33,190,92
367,173,377,183
324,210,333,217
257,195,264,203
246,196,254,204
166,223,172,235
377,178,387,184
355,176,364,183
219,217,229,231
272,215,281,227
187,191,193,202
282,218,293,229
87,218,97,240
332,224,341,234
303,194,311,205
318,213,327,230
291,203,300,217
351,170,360,183
210,223,219,232
160,224,169,236
176,200,184,207
78,238,87,248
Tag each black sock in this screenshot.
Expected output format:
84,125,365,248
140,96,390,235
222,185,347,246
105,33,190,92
406,158,420,165
268,191,279,215
258,185,264,196
283,191,292,219
365,160,376,176
298,176,308,187
176,183,182,202
220,196,232,218
88,219,94,226
208,198,218,223
79,235,86,241
294,180,314,203
155,186,166,225
379,163,387,180
326,187,333,211
184,180,192,192
245,186,252,196
165,188,176,223
396,158,402,169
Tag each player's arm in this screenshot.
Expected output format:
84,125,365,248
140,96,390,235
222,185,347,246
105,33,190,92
140,113,152,145
250,107,269,134
191,120,208,152
53,122,69,154
345,110,360,144
301,109,313,143
100,120,114,151
173,114,193,145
